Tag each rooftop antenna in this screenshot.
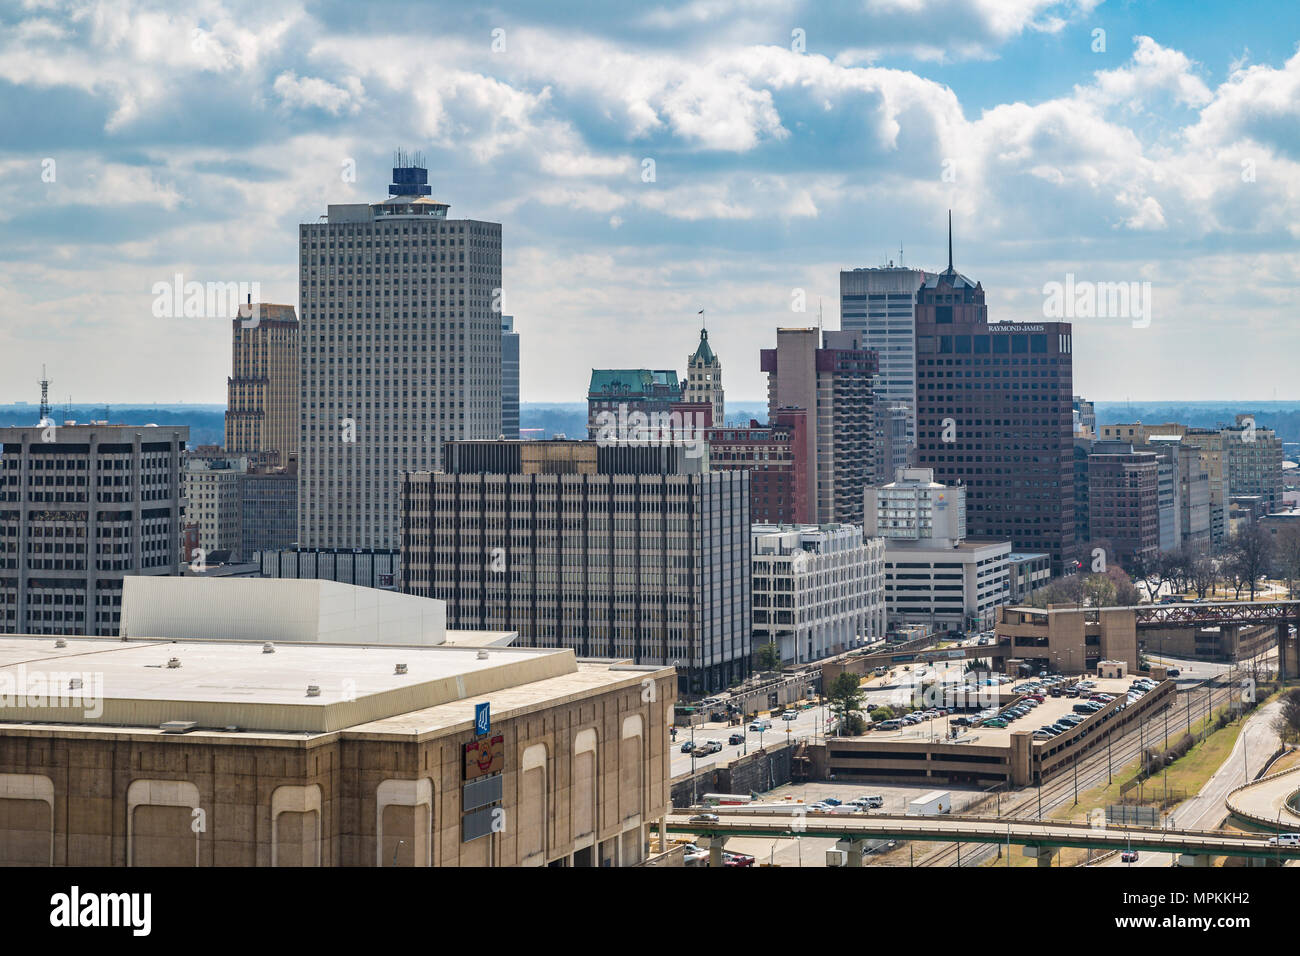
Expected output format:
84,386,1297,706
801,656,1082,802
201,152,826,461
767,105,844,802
817,298,823,334
38,365,50,424
947,209,953,273
899,242,904,267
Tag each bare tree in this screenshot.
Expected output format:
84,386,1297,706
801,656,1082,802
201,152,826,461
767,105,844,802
1189,547,1218,600
1227,524,1273,601
1272,525,1300,598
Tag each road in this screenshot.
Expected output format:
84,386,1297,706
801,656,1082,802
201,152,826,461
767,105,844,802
1098,695,1284,867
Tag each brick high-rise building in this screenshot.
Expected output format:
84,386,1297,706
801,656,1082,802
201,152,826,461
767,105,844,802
705,408,810,524
1086,443,1160,570
298,154,501,551
913,218,1076,572
225,303,298,461
760,328,877,525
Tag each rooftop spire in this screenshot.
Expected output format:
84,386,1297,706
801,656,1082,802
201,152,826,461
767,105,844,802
947,209,953,273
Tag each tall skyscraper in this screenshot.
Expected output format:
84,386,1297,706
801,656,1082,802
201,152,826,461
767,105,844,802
224,303,299,462
298,154,502,550
760,328,877,524
501,315,520,439
401,439,750,694
1,422,187,635
684,323,724,427
840,264,935,447
913,219,1076,572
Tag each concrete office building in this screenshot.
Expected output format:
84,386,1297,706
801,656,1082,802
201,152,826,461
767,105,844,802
0,423,187,637
225,303,299,461
864,467,966,545
995,604,1140,673
1146,436,1211,549
840,264,934,445
684,325,724,427
750,524,886,666
760,328,877,525
1223,415,1284,515
183,453,247,562
298,154,501,551
705,410,811,524
501,315,520,440
0,578,671,867
1008,552,1052,603
401,439,750,695
912,227,1075,573
1086,443,1160,570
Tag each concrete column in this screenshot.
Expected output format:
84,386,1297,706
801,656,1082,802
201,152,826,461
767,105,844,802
846,839,864,868
1178,853,1210,867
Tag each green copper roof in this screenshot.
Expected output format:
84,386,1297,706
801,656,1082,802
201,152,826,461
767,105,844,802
588,369,682,398
690,327,716,365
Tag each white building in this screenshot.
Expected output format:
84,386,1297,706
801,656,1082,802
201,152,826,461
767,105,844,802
865,468,1009,632
864,467,966,546
298,155,501,551
183,454,248,561
750,524,886,666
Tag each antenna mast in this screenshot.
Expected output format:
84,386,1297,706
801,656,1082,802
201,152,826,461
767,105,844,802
38,365,50,424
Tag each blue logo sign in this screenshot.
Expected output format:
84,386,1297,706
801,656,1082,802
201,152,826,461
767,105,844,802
475,702,490,736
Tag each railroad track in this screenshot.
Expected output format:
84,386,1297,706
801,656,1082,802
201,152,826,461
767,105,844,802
916,678,1241,867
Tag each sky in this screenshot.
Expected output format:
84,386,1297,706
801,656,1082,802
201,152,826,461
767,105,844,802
2,0,1299,405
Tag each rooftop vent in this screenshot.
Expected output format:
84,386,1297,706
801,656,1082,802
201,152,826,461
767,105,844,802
395,663,408,675
262,642,275,654
160,720,197,734
54,638,66,648
476,649,489,660
306,685,321,698
68,677,82,690
166,657,181,669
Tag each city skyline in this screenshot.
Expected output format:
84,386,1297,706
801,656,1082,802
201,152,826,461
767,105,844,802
3,2,1300,405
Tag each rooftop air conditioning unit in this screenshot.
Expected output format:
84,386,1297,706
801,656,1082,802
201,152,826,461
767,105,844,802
395,663,408,675
306,685,321,697
166,657,181,669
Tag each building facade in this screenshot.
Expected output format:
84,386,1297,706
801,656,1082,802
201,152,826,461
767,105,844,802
0,423,187,636
760,328,877,525
298,158,502,551
705,410,811,525
184,453,247,562
225,303,299,460
1086,445,1160,570
864,467,966,545
912,255,1075,572
240,465,298,557
401,440,751,695
586,370,682,437
750,523,886,666
684,326,724,427
501,314,520,440
839,264,934,446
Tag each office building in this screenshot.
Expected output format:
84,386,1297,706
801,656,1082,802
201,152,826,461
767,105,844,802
225,303,299,461
0,423,187,636
257,548,399,589
751,524,885,666
865,468,1007,630
1143,436,1212,549
401,439,750,694
1223,415,1284,515
501,315,520,440
840,264,934,445
760,328,877,525
240,463,297,557
705,409,810,524
1086,443,1160,570
586,369,683,438
1072,395,1095,437
298,154,502,551
913,223,1075,572
184,453,247,562
0,578,670,867
1007,552,1052,603
684,325,724,427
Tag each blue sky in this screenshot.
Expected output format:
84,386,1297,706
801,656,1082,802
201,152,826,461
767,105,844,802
1,0,1299,404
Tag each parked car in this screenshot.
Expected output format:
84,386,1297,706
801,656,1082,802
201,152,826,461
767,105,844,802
851,795,885,809
822,798,843,806
878,719,904,731
1038,725,1060,736
1033,730,1054,739
984,718,1008,728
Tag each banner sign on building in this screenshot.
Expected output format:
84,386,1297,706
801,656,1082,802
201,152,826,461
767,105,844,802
463,733,504,781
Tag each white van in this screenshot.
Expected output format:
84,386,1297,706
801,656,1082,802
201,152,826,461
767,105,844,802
1267,833,1300,847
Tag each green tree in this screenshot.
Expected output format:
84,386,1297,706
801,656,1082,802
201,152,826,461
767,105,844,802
827,673,866,735
756,641,782,671
869,705,894,722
